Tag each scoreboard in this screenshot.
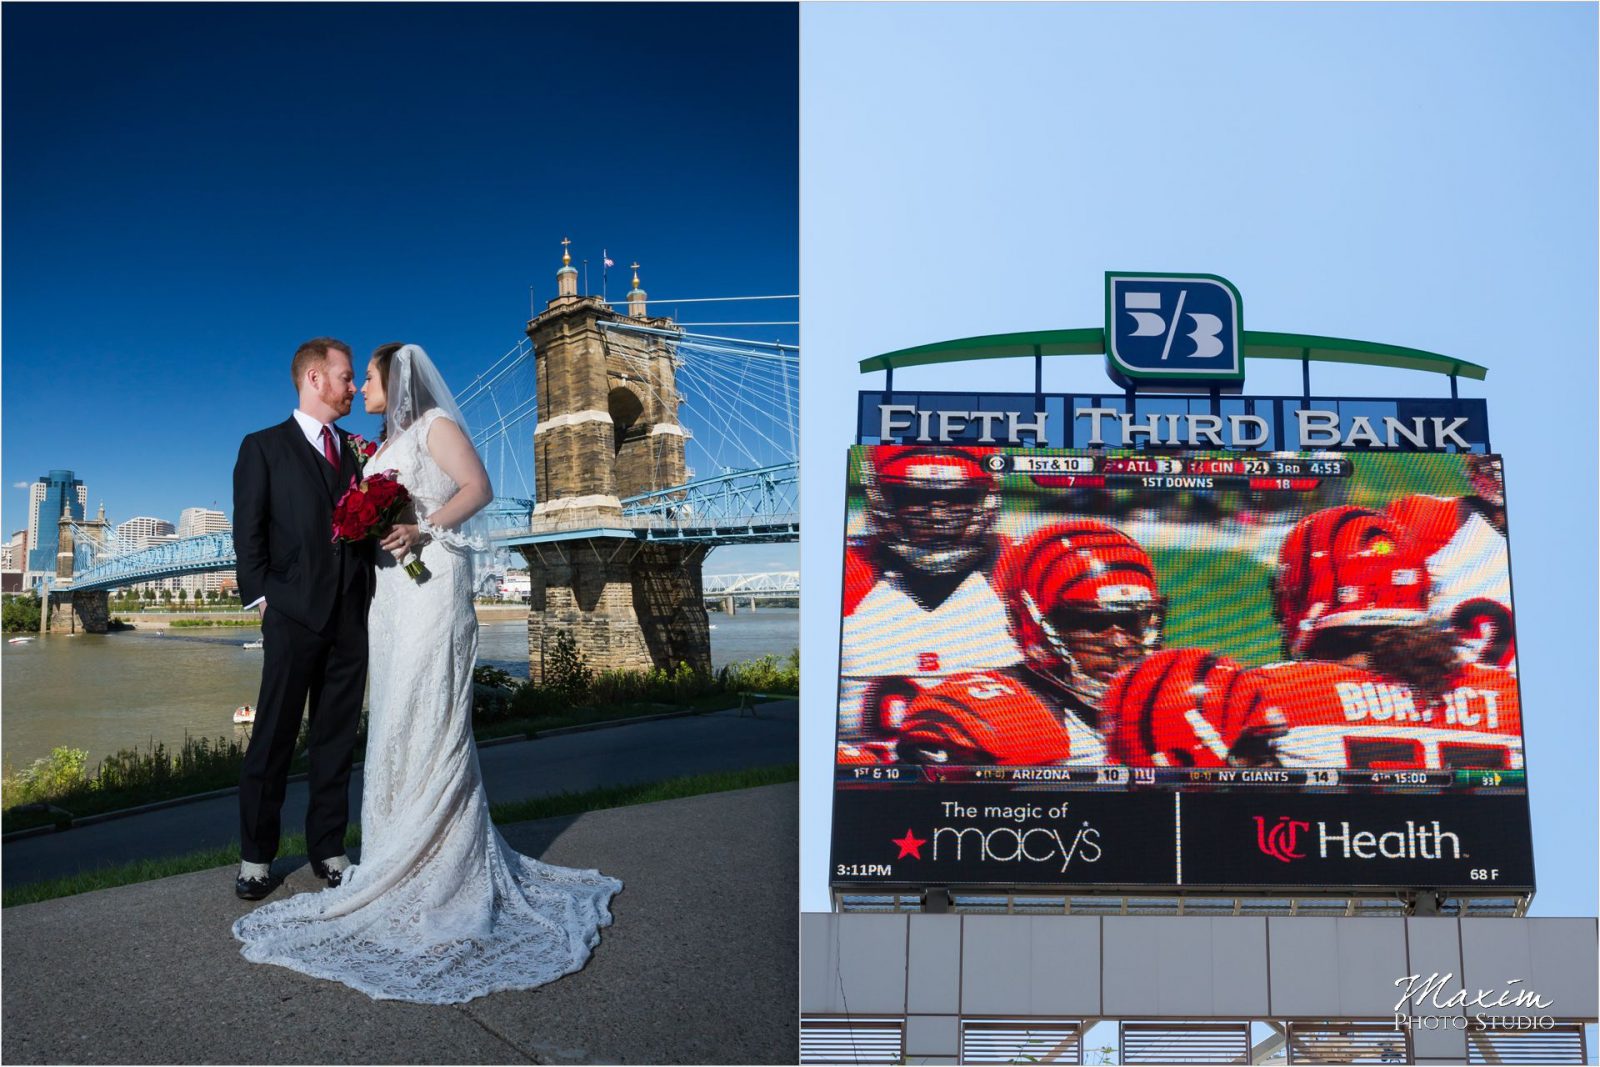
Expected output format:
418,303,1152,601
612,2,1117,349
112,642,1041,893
1001,451,1347,492
831,446,1534,895
841,763,1523,791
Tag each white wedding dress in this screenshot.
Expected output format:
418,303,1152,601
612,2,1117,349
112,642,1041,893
233,408,622,1004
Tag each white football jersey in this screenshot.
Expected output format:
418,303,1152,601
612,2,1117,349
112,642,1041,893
1427,510,1515,668
837,569,1022,737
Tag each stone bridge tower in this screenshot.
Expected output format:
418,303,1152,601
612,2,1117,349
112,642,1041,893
45,500,110,634
517,241,711,679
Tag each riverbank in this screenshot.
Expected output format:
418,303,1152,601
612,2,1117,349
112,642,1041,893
2,610,798,771
109,603,531,625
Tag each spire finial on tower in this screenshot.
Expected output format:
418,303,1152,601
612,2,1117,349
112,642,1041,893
556,236,579,297
627,262,648,319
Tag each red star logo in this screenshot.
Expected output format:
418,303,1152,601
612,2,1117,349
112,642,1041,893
892,828,927,860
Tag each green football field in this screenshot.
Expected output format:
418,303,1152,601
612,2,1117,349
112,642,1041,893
1151,546,1283,667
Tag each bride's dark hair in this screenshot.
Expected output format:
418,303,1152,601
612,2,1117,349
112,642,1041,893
370,342,406,442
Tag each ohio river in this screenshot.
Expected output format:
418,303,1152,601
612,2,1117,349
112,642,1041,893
1,608,798,772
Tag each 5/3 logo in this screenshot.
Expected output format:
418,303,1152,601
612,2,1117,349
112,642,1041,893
1105,272,1243,384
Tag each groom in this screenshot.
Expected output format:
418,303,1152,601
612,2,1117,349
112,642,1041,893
231,337,375,900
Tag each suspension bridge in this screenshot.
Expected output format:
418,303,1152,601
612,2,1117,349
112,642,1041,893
44,260,798,659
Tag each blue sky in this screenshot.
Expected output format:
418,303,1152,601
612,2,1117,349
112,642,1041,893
2,2,797,576
800,3,1596,915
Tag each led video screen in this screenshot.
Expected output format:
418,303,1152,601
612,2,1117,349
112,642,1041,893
831,446,1533,894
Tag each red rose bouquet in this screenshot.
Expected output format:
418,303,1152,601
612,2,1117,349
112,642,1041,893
347,434,379,462
332,470,426,581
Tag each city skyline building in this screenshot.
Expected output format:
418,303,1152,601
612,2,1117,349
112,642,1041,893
114,507,234,598
116,516,176,548
2,531,24,593
176,506,231,594
26,470,88,586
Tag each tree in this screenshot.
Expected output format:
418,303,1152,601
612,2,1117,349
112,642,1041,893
177,589,188,609
1,594,41,633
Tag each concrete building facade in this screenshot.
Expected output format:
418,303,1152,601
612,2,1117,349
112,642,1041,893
802,911,1599,1065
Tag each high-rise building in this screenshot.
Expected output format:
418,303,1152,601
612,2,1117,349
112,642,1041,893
26,470,88,585
177,507,229,538
116,516,176,549
114,517,179,597
176,506,232,595
0,531,22,593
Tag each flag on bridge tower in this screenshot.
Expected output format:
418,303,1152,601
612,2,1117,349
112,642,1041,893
602,249,614,302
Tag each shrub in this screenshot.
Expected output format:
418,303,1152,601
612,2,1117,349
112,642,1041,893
1,747,89,808
723,649,799,694
2,594,41,634
506,681,569,719
472,664,517,690
544,630,593,698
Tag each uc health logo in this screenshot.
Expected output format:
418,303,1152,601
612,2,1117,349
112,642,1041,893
1254,815,1311,863
1105,271,1244,385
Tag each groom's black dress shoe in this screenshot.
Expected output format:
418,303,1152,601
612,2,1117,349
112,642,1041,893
235,872,274,901
310,859,345,888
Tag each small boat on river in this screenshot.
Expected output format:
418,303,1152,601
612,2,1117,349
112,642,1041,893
8,636,34,645
233,705,256,725
242,639,264,650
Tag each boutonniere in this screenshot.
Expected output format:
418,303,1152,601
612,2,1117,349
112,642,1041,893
347,434,379,461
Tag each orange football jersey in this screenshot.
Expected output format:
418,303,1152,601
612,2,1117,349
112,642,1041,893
1231,660,1522,770
900,670,1077,765
1385,494,1464,559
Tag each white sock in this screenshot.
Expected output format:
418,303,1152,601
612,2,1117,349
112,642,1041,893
321,855,351,873
240,860,270,880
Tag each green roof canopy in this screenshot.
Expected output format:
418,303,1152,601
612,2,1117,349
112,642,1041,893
858,328,1487,381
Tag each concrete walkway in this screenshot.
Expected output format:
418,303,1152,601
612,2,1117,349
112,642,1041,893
2,783,799,1065
3,700,797,889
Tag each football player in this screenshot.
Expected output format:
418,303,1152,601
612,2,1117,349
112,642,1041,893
1226,505,1522,771
1101,648,1250,769
1384,453,1515,668
896,519,1166,765
837,447,1021,761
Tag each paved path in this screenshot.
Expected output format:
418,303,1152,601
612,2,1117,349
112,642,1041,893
2,700,796,889
2,783,798,1065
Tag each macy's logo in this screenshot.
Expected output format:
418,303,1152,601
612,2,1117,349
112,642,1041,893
1254,815,1311,863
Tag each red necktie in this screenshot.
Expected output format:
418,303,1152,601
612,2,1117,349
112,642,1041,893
320,426,338,468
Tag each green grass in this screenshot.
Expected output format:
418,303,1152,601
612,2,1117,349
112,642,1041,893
2,763,797,909
1151,546,1283,668
487,762,796,824
166,618,259,628
1343,452,1470,509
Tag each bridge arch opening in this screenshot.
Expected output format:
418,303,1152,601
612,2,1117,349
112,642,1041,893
607,386,645,455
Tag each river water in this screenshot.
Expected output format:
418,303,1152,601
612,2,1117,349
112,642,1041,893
0,608,797,772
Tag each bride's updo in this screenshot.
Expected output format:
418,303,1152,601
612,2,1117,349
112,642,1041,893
370,342,405,442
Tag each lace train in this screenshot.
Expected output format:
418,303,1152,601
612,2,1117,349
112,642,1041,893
233,410,621,1003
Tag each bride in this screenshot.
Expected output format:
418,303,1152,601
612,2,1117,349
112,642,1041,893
233,343,621,1004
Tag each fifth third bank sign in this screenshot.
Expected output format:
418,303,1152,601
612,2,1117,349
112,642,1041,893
1105,271,1243,384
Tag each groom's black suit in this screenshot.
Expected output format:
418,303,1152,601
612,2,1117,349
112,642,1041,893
233,417,375,865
